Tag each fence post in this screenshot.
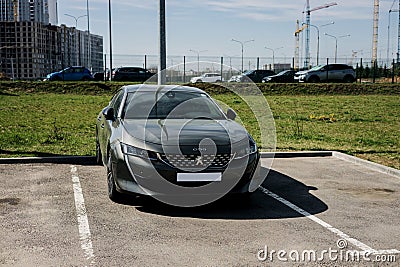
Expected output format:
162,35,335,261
144,55,147,70
183,56,186,83
326,58,329,82
256,57,260,70
220,57,223,82
360,58,363,83
373,60,377,83
392,59,395,84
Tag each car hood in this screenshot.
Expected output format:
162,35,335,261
122,119,249,147
295,70,309,75
47,71,60,77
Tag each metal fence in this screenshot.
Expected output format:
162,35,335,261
105,54,400,83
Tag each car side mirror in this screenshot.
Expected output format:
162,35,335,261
226,108,237,120
103,107,115,121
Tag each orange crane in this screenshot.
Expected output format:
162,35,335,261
294,20,308,70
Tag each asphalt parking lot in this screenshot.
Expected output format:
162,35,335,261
1,155,399,266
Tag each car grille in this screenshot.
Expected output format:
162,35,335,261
159,153,233,169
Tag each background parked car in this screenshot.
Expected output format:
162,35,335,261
294,64,356,83
190,73,223,83
112,67,154,82
45,66,93,81
229,70,275,83
262,70,296,83
93,72,105,81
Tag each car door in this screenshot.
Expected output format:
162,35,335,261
62,68,74,81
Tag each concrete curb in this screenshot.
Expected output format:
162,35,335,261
260,151,333,158
332,151,400,178
0,152,398,179
0,156,96,165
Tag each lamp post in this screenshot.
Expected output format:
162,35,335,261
324,33,350,63
189,49,207,74
108,0,113,81
231,39,254,73
65,14,87,66
86,0,91,70
303,21,334,65
264,46,283,70
159,0,166,85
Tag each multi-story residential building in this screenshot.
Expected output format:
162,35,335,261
0,0,103,80
0,0,55,24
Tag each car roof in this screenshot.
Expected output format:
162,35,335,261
123,84,207,94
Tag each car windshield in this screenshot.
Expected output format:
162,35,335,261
309,65,324,71
243,70,254,75
123,91,226,120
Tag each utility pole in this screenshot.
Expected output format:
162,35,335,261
108,0,113,80
158,0,167,85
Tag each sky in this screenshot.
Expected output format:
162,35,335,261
57,0,399,67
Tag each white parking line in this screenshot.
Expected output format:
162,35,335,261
260,187,400,255
71,166,95,266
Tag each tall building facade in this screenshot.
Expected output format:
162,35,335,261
0,0,55,24
0,0,104,80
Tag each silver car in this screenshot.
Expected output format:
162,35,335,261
95,85,263,206
294,64,356,83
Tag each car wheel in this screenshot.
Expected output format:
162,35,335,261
52,76,62,81
308,76,320,83
216,80,222,82
196,79,202,83
95,139,103,166
82,76,91,81
107,154,123,202
343,75,355,83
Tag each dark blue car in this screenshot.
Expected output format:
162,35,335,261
45,66,93,81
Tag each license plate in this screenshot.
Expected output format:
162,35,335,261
177,173,222,182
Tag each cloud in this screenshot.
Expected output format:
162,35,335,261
191,0,393,22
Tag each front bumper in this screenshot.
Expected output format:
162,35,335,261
112,150,261,197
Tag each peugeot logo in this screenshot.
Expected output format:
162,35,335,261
195,156,204,166
193,147,207,152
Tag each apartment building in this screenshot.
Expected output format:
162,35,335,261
0,0,103,80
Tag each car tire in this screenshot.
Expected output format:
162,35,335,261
52,76,62,81
308,76,320,83
82,76,91,81
107,154,123,202
196,79,202,83
343,75,355,83
95,139,103,166
216,80,222,82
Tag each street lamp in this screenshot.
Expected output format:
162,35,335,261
264,46,283,70
303,21,334,65
231,39,254,73
65,14,88,66
108,0,113,81
189,49,208,74
324,33,350,63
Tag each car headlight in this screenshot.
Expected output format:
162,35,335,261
121,143,157,160
234,136,258,159
249,136,258,154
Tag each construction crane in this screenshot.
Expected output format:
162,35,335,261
303,1,337,68
294,20,308,70
12,0,18,22
372,0,379,64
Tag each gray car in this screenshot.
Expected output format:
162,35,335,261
95,85,263,206
294,64,356,83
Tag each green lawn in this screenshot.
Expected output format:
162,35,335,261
0,90,399,169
